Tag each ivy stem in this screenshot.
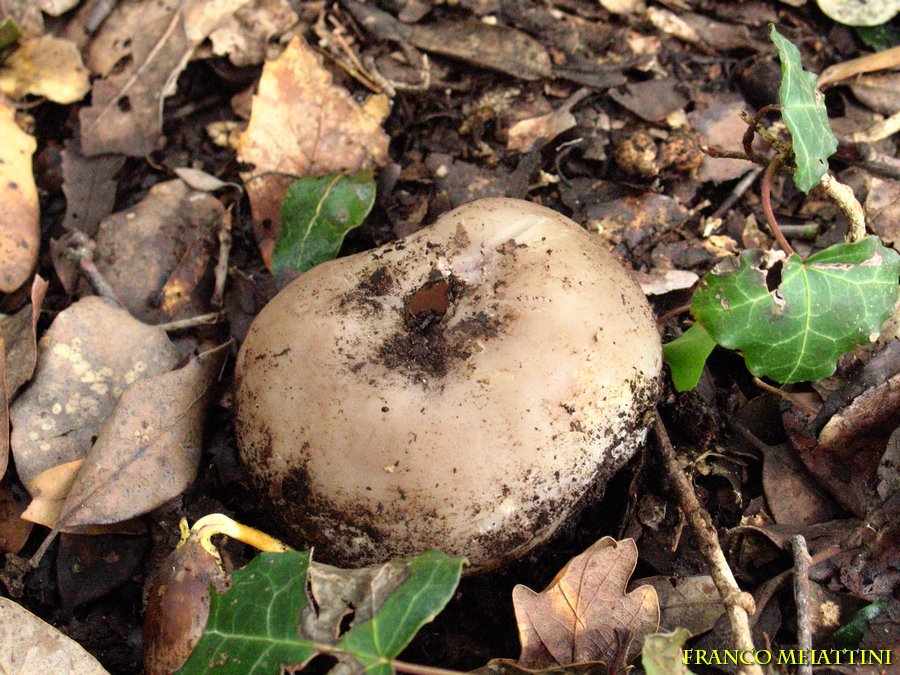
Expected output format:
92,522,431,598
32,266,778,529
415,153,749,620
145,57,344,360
761,154,794,256
742,104,780,158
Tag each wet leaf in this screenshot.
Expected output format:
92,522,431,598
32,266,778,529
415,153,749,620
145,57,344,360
663,323,717,393
0,598,109,673
57,532,150,610
642,629,697,675
0,35,90,103
273,171,376,286
0,99,38,293
770,26,838,193
692,238,900,383
56,342,230,529
832,597,890,647
237,35,390,264
9,296,181,485
512,537,659,668
179,549,464,673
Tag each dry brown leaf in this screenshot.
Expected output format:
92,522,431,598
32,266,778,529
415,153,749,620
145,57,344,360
9,296,181,485
0,36,90,103
0,480,32,554
21,459,84,529
0,598,109,674
80,0,252,156
507,90,589,153
56,342,229,529
512,537,659,668
238,35,390,264
92,179,223,322
203,0,298,66
688,97,756,184
637,575,725,637
0,99,39,293
0,276,48,479
61,140,125,236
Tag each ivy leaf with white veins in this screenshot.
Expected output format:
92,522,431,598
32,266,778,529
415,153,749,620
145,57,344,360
770,26,838,193
692,237,900,384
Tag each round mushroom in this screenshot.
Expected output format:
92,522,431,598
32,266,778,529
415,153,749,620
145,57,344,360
235,198,662,570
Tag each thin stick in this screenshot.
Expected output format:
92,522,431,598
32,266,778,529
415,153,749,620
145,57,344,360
656,303,692,326
66,232,124,307
761,154,794,256
392,660,467,675
653,411,762,675
156,312,224,332
712,166,763,220
212,209,233,308
752,377,819,416
792,535,812,675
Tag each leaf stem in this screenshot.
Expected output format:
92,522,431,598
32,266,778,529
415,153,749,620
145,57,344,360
761,154,794,256
742,104,780,159
392,659,469,675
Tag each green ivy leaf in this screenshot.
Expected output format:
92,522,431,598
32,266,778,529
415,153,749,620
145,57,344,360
831,597,890,648
770,25,838,193
179,551,315,673
855,24,900,50
337,549,466,674
178,549,465,674
642,629,697,675
692,237,900,384
273,170,376,287
663,323,717,392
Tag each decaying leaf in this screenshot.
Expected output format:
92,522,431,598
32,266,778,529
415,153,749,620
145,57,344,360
92,179,223,322
507,90,588,153
80,0,256,156
0,99,39,293
203,0,298,66
637,575,724,637
238,35,390,263
0,480,31,554
55,342,229,529
9,296,182,486
0,35,90,103
1,276,47,479
688,96,756,184
60,141,125,236
512,537,659,668
0,598,109,674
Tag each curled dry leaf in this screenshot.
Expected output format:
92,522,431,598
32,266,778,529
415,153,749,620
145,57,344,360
238,35,390,265
0,99,38,293
0,598,109,674
92,179,224,322
0,36,90,103
55,342,229,529
9,296,181,486
1,275,48,479
512,537,659,668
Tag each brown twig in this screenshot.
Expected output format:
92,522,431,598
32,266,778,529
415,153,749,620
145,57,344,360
65,231,124,307
656,303,693,326
751,377,819,416
212,208,233,309
653,411,762,675
712,166,763,220
761,154,794,256
792,535,812,675
155,312,224,332
742,104,780,159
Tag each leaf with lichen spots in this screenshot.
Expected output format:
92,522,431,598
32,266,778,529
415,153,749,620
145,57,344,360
770,26,838,193
692,237,900,383
512,537,659,668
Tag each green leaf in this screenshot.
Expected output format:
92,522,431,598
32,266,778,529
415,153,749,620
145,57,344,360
770,25,838,193
273,170,376,286
855,24,900,50
178,551,316,674
663,323,717,392
831,597,890,648
178,549,465,674
0,18,22,51
692,237,900,384
642,629,697,675
338,549,466,673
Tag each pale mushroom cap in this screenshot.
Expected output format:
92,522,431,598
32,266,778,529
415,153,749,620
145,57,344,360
235,198,662,570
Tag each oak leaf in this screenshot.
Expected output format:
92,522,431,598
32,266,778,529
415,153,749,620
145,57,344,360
512,537,659,668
